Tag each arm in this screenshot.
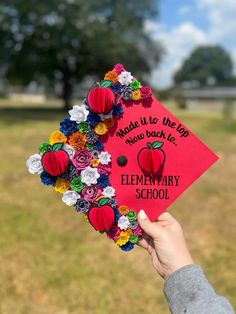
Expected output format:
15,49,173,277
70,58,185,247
137,210,235,314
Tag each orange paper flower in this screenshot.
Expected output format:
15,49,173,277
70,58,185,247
104,70,119,84
68,131,86,150
49,130,67,145
118,205,129,215
104,118,115,128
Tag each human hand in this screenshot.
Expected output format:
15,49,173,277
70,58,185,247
137,210,194,280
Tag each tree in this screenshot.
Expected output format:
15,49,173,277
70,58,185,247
174,45,233,87
0,0,162,109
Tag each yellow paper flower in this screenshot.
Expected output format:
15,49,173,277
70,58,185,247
104,118,115,128
91,159,99,167
104,70,119,84
68,131,86,150
115,231,130,246
94,122,108,135
49,131,67,145
54,178,70,193
132,90,141,101
118,205,129,215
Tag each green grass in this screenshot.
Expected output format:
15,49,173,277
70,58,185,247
0,102,235,314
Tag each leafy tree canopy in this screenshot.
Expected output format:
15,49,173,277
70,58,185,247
0,0,162,108
174,45,233,87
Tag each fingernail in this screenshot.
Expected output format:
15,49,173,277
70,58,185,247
139,209,147,219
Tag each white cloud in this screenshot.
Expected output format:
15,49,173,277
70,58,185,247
146,0,236,89
178,5,191,16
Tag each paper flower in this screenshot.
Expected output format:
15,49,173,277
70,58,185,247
129,234,138,244
112,104,123,117
111,82,123,94
75,198,90,213
77,121,90,133
26,154,43,174
140,86,152,99
98,151,111,165
40,171,56,186
91,159,99,167
69,104,89,123
54,178,70,193
121,87,133,100
118,205,129,215
115,230,130,246
131,80,141,91
61,164,79,181
107,225,121,240
102,186,115,198
127,210,137,222
97,174,110,189
93,141,104,151
87,112,101,126
63,144,75,160
86,130,99,144
113,63,125,75
133,225,143,236
129,220,139,230
104,70,119,84
132,90,141,101
94,122,108,135
98,111,113,121
97,163,111,175
82,184,102,202
49,131,67,145
119,71,133,86
120,241,134,251
81,166,100,186
118,215,130,230
67,131,86,150
70,176,84,192
62,190,80,206
72,149,92,170
60,118,78,136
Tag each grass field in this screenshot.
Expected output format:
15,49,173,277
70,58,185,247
0,101,235,314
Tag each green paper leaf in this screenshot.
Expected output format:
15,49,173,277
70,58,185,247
151,141,163,149
98,197,110,206
100,80,112,88
52,143,64,151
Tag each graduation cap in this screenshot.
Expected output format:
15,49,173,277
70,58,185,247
26,64,218,251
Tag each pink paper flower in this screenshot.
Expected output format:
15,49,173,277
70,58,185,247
113,63,125,75
107,225,121,240
97,164,111,175
140,86,152,99
72,149,92,170
133,225,143,236
81,184,102,202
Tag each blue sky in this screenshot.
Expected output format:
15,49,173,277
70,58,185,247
147,0,236,89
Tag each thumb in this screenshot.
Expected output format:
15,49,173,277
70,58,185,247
138,209,160,239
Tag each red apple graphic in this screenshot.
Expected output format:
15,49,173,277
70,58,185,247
87,81,115,114
137,141,165,174
88,199,115,232
42,143,70,176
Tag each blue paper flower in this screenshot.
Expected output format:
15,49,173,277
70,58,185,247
97,174,110,189
60,118,77,136
40,171,56,186
93,141,104,151
120,241,134,251
112,104,123,117
87,112,101,126
113,207,120,222
111,82,123,94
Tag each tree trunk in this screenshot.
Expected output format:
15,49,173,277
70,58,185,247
62,71,73,111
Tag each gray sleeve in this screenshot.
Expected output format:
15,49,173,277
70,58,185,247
163,264,235,314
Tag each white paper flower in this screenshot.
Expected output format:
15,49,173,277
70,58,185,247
98,111,113,121
119,71,133,86
102,186,115,198
98,151,111,165
62,190,80,206
118,215,130,230
69,104,89,123
81,166,100,186
26,153,43,174
63,144,75,159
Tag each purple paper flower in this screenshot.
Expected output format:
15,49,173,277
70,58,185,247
81,184,102,202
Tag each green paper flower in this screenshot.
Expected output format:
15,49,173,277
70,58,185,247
70,176,84,192
39,142,50,154
86,142,93,151
127,210,137,222
78,121,90,133
130,80,141,91
129,234,138,244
